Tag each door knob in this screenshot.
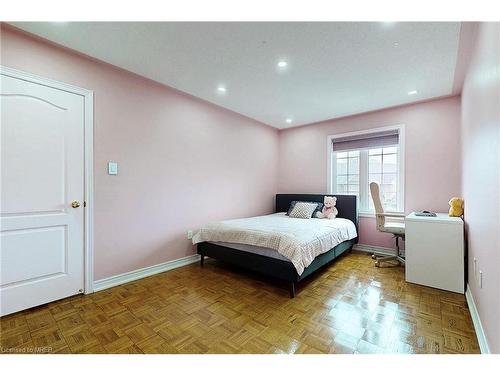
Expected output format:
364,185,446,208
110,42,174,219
71,200,81,208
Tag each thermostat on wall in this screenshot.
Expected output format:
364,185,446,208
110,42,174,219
108,162,118,175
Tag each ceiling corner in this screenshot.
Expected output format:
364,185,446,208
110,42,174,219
452,22,479,95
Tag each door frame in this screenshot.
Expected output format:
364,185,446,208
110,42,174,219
1,65,95,294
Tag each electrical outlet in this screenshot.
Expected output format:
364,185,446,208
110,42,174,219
187,230,193,240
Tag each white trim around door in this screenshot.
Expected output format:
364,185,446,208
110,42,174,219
0,65,95,294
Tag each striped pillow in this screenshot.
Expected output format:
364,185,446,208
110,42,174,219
289,202,318,219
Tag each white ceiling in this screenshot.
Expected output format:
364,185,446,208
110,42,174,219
10,22,462,129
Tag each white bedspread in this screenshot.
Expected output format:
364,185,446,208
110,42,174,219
192,213,357,275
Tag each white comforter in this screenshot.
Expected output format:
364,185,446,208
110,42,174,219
192,213,357,275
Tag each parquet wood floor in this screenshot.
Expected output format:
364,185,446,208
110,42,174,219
0,252,480,354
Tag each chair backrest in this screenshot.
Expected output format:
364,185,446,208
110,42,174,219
370,182,385,230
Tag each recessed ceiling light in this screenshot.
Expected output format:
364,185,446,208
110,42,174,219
217,86,227,93
408,90,418,95
285,118,292,124
393,42,399,47
277,61,288,68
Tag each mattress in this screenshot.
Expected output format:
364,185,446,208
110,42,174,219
193,212,357,275
208,241,291,262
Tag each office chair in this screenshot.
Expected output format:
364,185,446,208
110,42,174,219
369,182,405,267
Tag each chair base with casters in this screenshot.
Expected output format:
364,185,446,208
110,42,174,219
372,233,405,267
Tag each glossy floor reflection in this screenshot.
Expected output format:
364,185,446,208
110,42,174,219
0,252,480,354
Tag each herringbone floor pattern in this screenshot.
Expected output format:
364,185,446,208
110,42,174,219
0,252,480,354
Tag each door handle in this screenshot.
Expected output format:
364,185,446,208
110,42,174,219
71,200,81,208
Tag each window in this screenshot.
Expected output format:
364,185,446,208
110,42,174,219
334,151,360,195
328,126,404,214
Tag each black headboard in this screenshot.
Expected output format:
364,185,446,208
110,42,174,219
275,194,358,233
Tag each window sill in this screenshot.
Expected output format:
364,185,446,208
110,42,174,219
358,211,405,218
359,212,375,218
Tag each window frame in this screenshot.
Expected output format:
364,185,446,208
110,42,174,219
326,124,405,217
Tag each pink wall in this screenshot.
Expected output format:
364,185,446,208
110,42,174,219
278,96,462,248
461,22,500,353
3,21,498,352
4,27,496,354
0,25,279,280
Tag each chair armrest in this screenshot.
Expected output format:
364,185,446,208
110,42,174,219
375,212,406,218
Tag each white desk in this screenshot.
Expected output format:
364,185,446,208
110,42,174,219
405,212,464,293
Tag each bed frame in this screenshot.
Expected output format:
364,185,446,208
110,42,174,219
196,194,358,298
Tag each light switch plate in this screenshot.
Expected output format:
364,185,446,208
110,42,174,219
108,162,118,175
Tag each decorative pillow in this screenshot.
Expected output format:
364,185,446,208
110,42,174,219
311,203,324,218
289,202,319,219
287,200,323,217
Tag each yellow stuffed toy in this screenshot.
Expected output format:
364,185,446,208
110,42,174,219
448,197,464,217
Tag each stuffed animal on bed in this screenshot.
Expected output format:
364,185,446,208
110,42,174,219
316,196,338,219
448,197,464,217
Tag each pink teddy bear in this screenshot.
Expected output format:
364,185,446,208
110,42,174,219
316,196,338,219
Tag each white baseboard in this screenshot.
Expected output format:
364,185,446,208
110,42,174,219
465,284,491,354
352,243,396,256
93,254,201,292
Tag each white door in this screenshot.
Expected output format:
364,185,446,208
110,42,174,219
1,71,86,316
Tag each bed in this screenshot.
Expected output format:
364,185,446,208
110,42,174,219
193,194,358,297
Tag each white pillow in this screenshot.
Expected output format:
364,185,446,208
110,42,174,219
289,202,317,219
